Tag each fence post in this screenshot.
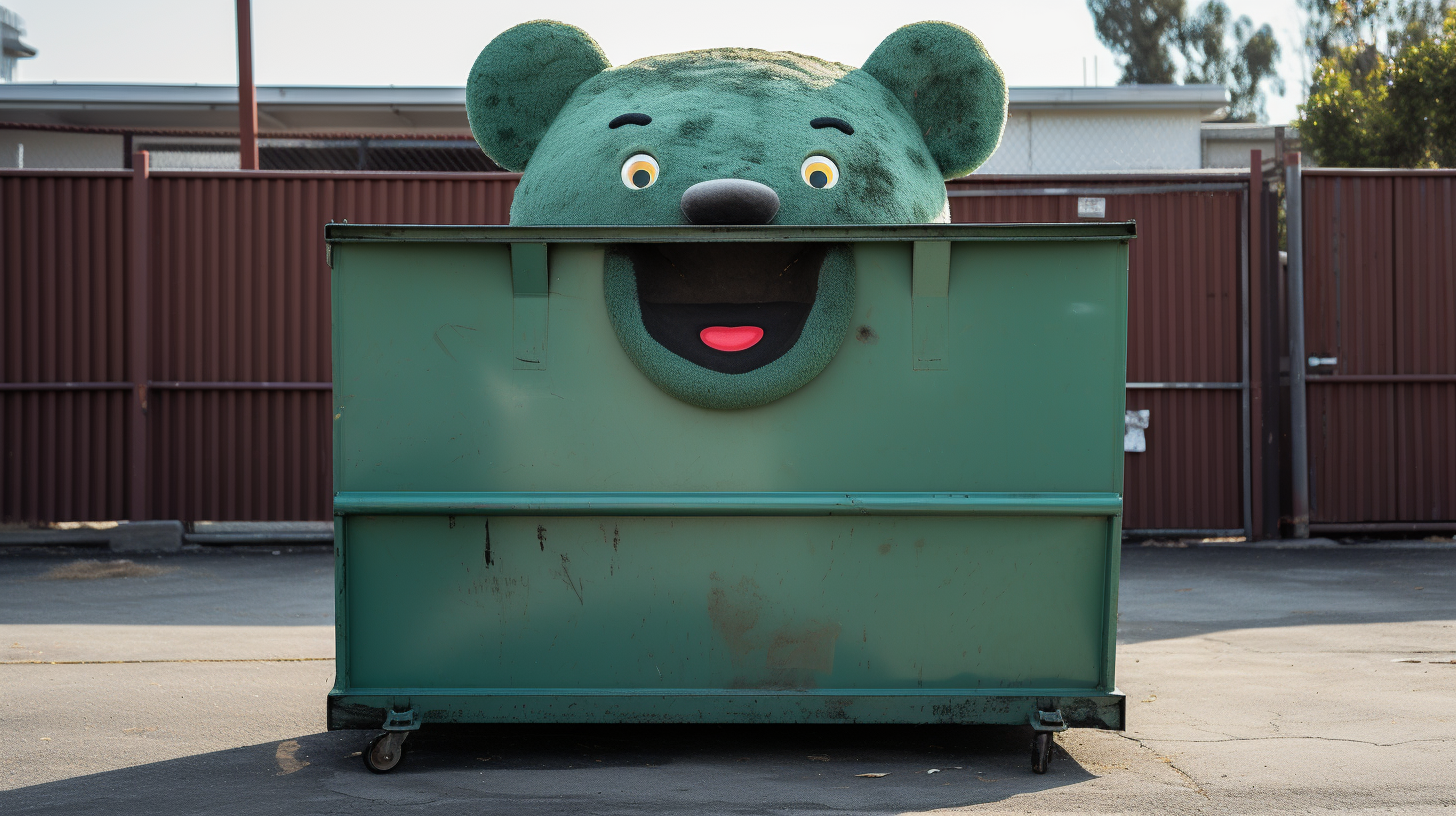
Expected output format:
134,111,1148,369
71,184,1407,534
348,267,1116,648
1246,149,1263,539
1285,152,1309,538
128,151,151,520
236,0,260,170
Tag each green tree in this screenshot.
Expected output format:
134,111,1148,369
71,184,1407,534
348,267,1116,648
1088,0,1285,121
1299,7,1456,166
1299,0,1450,61
1088,0,1186,83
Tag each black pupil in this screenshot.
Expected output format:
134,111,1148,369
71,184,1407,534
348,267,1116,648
809,170,828,188
632,169,651,188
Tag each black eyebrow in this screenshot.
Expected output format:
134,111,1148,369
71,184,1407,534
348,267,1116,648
810,117,854,135
609,113,652,128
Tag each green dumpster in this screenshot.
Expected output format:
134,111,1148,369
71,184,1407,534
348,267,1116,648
326,222,1131,774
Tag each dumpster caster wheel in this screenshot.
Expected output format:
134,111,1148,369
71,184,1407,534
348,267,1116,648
363,731,408,774
1031,731,1053,774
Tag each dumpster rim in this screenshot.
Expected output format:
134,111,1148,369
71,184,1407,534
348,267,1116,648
323,222,1137,245
332,491,1124,517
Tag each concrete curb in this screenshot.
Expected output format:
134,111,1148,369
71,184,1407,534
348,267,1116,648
1129,537,1456,550
0,521,333,552
0,520,183,552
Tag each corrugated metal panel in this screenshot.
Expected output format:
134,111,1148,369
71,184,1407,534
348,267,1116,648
1302,170,1456,524
1,174,132,522
1123,389,1242,529
1391,176,1456,521
2,170,519,523
949,178,1245,531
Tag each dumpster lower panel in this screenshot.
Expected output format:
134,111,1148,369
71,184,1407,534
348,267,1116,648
332,514,1119,726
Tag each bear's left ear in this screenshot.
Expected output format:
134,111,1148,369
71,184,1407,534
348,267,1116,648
861,22,1007,180
466,21,610,172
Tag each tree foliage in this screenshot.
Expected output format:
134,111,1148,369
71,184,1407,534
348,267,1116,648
1088,0,1285,121
1299,6,1456,166
1299,0,1450,61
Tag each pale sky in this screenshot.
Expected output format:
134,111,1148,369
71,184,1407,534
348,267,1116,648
7,0,1309,123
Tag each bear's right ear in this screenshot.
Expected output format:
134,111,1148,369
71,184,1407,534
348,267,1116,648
466,21,610,172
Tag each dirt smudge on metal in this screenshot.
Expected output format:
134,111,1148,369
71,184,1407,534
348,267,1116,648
707,572,762,659
767,621,842,673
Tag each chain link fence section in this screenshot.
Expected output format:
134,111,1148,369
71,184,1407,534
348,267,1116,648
975,110,1207,175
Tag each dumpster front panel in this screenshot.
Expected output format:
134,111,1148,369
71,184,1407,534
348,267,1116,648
328,225,1129,728
330,239,1127,495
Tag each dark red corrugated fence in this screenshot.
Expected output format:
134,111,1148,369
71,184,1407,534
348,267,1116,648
948,175,1257,535
1301,169,1456,531
2,173,132,522
12,159,1448,536
3,165,518,523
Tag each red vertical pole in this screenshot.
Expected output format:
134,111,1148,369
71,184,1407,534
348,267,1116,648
128,151,151,520
1247,149,1264,538
236,0,259,170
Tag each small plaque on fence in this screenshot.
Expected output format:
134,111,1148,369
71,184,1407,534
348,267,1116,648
1077,197,1107,219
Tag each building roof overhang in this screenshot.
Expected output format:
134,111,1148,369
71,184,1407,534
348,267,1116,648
0,82,1232,134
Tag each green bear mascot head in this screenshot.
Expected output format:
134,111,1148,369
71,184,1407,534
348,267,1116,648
467,21,1006,409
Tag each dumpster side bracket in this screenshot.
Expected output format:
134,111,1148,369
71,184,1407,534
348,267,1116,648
382,708,421,731
511,243,549,370
912,241,950,370
1029,707,1068,733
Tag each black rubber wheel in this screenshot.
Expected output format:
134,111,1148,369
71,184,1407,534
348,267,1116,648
1031,731,1053,774
363,732,405,774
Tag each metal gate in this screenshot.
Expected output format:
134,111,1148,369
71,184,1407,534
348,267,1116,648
947,166,1269,538
1292,168,1456,534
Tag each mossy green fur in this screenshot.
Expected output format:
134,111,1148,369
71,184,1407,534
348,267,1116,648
862,23,1008,179
465,21,610,172
467,21,1006,408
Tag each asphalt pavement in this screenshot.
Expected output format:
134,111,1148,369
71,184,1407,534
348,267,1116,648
1,542,1453,814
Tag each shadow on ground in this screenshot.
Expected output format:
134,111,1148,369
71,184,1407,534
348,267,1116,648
0,550,334,626
6,723,1089,815
1118,545,1456,644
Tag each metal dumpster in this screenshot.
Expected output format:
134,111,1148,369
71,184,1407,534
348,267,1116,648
326,222,1132,774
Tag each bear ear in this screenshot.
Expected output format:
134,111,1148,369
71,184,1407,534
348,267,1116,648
466,21,610,172
861,22,1007,180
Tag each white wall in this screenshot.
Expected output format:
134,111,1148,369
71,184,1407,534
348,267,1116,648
0,130,123,168
975,110,1207,174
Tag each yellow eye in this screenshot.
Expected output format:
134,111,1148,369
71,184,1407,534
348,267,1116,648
621,154,659,189
801,155,838,189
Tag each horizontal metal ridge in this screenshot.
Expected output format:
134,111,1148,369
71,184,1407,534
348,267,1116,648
333,491,1123,517
948,183,1245,197
324,222,1137,244
332,687,1122,698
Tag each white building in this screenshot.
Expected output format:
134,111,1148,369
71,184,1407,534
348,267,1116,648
978,85,1226,174
0,81,1287,173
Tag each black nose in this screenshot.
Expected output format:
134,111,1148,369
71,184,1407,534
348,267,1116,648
680,179,780,225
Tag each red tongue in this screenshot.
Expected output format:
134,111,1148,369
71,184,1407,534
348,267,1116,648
700,326,764,352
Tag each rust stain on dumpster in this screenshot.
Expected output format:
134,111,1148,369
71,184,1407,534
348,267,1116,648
707,573,762,657
766,621,841,672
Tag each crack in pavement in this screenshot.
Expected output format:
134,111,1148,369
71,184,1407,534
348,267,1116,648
1135,632,1456,656
1114,733,1208,798
1134,734,1452,748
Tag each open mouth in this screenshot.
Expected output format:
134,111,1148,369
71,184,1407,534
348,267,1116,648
628,243,826,374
